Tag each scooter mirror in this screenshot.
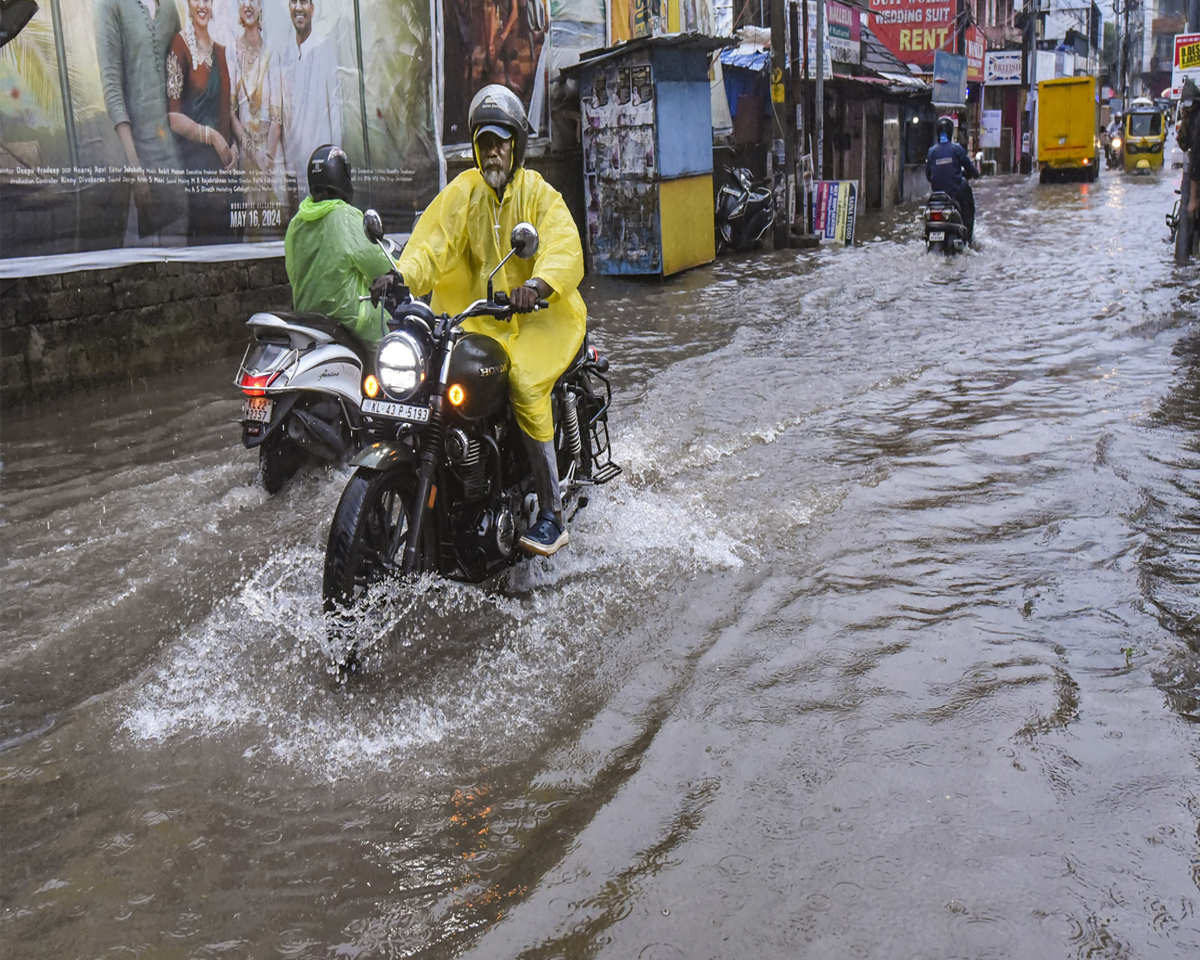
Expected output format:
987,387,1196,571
363,209,385,244
510,222,539,259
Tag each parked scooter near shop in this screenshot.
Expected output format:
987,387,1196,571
236,313,367,492
715,167,775,253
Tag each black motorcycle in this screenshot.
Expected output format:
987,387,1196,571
322,211,620,644
923,191,968,255
716,167,775,253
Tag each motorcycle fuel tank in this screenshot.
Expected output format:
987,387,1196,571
446,333,510,420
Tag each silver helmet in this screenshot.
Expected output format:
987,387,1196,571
468,84,531,173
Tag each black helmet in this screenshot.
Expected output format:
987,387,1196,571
307,144,353,203
935,116,956,141
468,84,530,173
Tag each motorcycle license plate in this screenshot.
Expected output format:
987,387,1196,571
362,398,431,423
242,397,273,422
928,231,945,242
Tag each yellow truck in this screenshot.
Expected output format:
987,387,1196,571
1037,75,1101,183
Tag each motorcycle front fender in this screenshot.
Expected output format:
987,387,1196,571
349,441,416,472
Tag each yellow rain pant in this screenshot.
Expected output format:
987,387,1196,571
399,167,587,442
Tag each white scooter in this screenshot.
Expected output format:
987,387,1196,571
236,312,368,492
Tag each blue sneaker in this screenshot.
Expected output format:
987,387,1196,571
519,509,569,556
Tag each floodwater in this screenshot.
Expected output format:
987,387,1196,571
3,170,1199,959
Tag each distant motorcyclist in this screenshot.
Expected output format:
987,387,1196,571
926,116,980,243
378,84,587,557
284,144,392,351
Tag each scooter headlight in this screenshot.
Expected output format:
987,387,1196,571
376,331,427,400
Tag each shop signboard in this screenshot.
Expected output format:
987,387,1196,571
965,25,985,82
826,1,861,66
981,109,1002,148
868,0,955,69
812,180,857,244
931,50,968,107
1173,33,1200,95
984,50,1023,85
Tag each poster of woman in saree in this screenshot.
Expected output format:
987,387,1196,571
228,0,285,240
167,0,239,243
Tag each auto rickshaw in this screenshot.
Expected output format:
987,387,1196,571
1123,98,1166,173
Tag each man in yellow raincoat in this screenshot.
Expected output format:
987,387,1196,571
394,84,587,556
285,145,392,350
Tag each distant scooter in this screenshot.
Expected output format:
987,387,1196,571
716,167,775,253
923,192,968,255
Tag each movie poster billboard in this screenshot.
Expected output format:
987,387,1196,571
441,0,551,144
868,0,955,69
0,0,440,271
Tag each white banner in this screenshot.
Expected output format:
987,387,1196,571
981,109,1002,148
984,50,1022,86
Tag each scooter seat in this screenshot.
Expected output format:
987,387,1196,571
264,311,373,367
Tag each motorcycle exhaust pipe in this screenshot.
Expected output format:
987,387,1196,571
286,410,347,463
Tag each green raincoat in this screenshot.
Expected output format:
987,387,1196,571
284,197,393,350
399,167,587,442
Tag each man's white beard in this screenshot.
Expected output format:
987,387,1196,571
483,165,508,191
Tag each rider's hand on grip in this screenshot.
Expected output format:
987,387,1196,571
369,270,405,307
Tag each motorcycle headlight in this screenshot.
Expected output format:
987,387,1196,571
376,331,427,400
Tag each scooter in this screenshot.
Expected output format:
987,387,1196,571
716,167,775,253
923,192,968,255
236,312,368,493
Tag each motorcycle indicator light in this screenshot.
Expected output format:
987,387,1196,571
448,384,466,406
240,371,280,396
364,374,380,398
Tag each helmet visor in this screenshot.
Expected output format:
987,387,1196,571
475,124,515,142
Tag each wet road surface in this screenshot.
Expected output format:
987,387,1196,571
3,170,1200,958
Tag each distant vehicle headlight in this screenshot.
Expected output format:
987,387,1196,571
376,331,427,400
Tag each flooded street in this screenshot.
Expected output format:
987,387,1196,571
3,171,1200,958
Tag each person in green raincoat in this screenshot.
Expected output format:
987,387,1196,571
390,84,587,557
284,145,392,350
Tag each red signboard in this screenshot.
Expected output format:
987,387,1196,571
868,0,956,68
965,25,986,82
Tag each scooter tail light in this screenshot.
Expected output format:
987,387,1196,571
930,211,944,221
239,371,282,396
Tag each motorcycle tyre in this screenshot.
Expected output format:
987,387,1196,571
1176,204,1194,266
260,430,308,494
323,467,436,612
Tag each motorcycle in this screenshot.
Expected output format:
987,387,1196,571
1167,164,1197,265
716,167,775,253
923,191,968,255
235,311,369,492
322,210,620,653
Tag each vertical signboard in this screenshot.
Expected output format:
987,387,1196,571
811,179,856,244
965,24,984,82
1173,33,1200,95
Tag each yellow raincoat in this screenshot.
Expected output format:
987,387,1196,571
399,167,587,442
284,197,393,350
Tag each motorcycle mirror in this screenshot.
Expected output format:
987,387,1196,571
510,222,539,259
363,209,385,244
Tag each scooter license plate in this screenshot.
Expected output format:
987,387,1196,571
362,398,431,423
928,231,945,242
242,397,273,422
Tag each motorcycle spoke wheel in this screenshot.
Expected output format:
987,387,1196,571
323,469,431,611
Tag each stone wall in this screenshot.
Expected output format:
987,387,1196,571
1,258,291,408
0,150,586,409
